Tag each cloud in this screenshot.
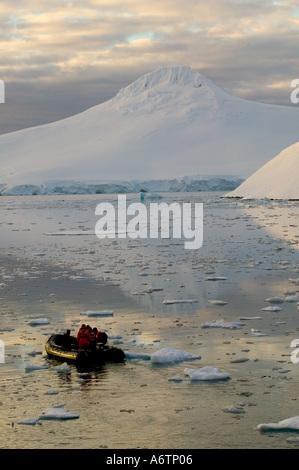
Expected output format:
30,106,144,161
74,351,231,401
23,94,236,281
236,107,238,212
0,0,298,133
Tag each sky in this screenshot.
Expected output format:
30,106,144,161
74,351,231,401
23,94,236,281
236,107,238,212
1,0,299,135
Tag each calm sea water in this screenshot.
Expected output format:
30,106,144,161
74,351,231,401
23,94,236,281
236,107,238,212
0,192,299,449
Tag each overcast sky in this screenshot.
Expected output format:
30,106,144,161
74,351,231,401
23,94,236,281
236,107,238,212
1,0,299,134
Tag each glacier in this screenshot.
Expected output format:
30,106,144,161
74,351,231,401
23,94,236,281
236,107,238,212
0,174,244,196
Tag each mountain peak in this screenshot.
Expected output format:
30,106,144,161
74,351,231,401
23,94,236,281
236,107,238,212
113,65,208,101
1,65,299,191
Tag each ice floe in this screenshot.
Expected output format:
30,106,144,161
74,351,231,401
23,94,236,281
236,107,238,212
261,306,282,312
284,295,299,303
250,328,269,337
208,300,228,306
25,362,48,372
184,366,231,381
222,406,247,414
163,299,198,305
264,297,285,303
201,320,246,329
257,416,299,431
151,347,201,364
51,362,72,373
39,407,79,420
18,418,42,426
168,375,184,382
81,310,114,317
28,318,50,326
239,316,262,320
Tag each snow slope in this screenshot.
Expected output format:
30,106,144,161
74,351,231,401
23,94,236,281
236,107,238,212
225,142,299,200
1,65,299,195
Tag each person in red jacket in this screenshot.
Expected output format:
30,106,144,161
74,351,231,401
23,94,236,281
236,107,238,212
77,324,92,350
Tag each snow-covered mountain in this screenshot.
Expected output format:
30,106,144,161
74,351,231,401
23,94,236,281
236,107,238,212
225,142,299,200
1,65,299,195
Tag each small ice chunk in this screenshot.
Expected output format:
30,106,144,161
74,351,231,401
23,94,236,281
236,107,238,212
25,362,48,371
184,366,231,381
51,362,72,373
222,406,247,414
151,347,201,364
250,328,268,336
257,416,299,431
201,320,245,329
18,418,42,426
208,300,228,306
285,295,299,303
261,306,282,312
26,350,42,356
69,276,87,280
239,316,262,320
264,297,285,303
168,376,184,382
28,318,50,326
81,310,114,317
39,408,79,420
163,299,198,305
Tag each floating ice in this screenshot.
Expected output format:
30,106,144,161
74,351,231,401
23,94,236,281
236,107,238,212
25,362,48,371
285,295,299,303
151,347,201,364
264,297,285,303
250,328,269,336
168,376,184,382
28,318,50,326
257,416,299,431
26,349,42,356
222,406,247,414
51,362,72,373
261,306,282,312
124,351,151,360
201,320,245,329
39,407,79,420
69,275,88,280
163,299,198,305
18,418,42,426
208,300,228,306
184,366,231,381
239,316,262,320
204,276,227,281
81,310,114,317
